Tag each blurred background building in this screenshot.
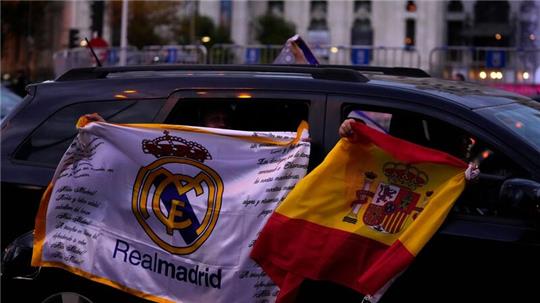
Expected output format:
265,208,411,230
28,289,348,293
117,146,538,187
1,0,539,95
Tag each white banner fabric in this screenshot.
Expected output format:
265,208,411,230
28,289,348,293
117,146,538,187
33,121,310,303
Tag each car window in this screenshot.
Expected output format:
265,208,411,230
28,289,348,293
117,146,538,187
342,105,532,220
166,98,309,132
1,85,23,121
477,102,540,151
344,106,474,158
347,110,392,133
14,99,165,166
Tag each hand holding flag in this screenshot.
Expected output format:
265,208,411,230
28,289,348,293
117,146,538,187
251,121,468,302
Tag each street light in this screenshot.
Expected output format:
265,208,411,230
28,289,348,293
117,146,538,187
479,71,487,79
201,36,211,43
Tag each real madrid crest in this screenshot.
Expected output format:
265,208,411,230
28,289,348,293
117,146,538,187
132,130,223,255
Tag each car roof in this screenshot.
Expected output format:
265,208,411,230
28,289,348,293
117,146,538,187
42,64,529,110
365,74,531,109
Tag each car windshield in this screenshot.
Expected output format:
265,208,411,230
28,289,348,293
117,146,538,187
477,100,540,151
1,85,23,121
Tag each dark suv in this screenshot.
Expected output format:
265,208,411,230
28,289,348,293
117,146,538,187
2,65,539,303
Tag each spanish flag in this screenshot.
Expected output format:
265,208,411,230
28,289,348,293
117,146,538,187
250,122,468,301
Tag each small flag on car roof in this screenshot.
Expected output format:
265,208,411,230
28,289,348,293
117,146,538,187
273,34,320,65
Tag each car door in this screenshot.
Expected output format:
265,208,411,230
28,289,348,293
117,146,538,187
323,94,540,302
2,98,167,251
155,89,327,169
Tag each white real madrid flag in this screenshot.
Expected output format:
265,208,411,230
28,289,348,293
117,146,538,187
32,119,310,303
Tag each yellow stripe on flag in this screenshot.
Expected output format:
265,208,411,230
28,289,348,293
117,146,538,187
276,138,466,248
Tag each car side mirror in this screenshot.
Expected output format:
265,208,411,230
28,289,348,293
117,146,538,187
1,230,40,280
499,178,540,216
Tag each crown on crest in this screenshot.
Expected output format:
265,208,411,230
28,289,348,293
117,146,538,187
382,162,428,190
142,131,212,163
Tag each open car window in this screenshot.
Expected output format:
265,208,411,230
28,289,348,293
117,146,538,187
343,105,533,221
165,98,309,132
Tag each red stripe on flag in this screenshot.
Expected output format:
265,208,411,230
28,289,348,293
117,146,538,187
251,213,415,296
351,122,467,168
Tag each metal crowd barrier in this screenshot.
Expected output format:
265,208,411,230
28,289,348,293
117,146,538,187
208,44,283,64
207,44,421,67
429,46,540,83
53,44,538,85
324,45,421,67
53,44,421,77
53,45,208,77
141,45,207,65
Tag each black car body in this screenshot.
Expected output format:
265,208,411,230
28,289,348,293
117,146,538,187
2,65,539,302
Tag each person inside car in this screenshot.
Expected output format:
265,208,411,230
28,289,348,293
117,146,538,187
339,117,480,181
83,104,233,129
199,104,233,129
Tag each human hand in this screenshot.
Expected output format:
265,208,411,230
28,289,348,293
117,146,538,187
83,113,106,123
465,162,480,182
76,113,106,128
339,119,357,139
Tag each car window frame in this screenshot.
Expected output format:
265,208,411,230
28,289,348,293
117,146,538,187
325,93,539,242
325,93,539,177
11,98,167,168
159,89,327,170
